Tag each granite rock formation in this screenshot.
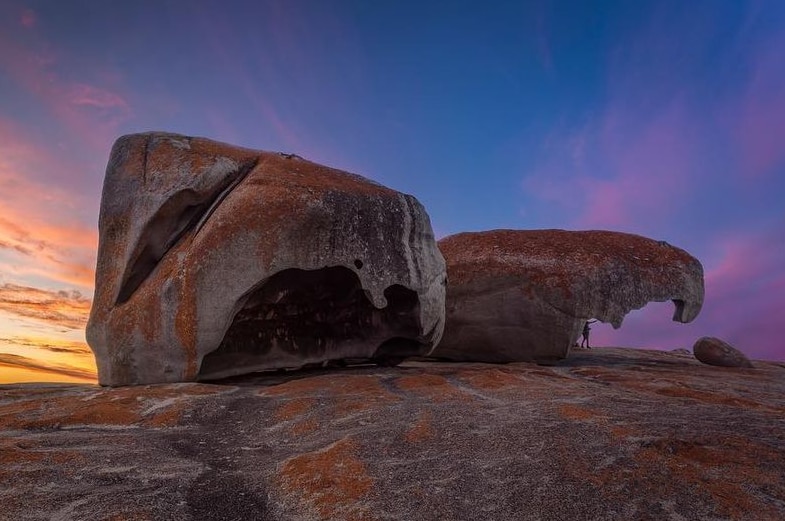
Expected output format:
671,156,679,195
86,132,446,386
2,348,784,520
434,229,704,364
693,336,754,368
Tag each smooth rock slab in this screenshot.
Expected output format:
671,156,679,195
433,229,704,364
3,348,785,521
87,132,446,386
693,336,754,368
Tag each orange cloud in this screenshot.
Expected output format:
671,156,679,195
0,353,96,382
0,284,91,330
0,335,92,355
0,119,98,290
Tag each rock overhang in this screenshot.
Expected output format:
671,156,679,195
433,229,705,363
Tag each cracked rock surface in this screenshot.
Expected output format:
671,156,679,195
87,132,445,386
1,348,783,521
434,229,704,364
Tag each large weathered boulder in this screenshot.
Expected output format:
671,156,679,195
433,229,704,364
86,132,446,386
693,337,753,368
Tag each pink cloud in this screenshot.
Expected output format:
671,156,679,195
581,100,695,229
734,30,785,177
593,223,785,362
20,8,36,28
0,119,98,290
524,98,697,234
66,83,131,112
0,31,132,151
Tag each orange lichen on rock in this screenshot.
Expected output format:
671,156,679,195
0,438,47,466
456,367,524,390
405,410,435,443
574,426,785,520
394,374,473,402
0,437,86,470
557,403,601,421
439,229,700,287
654,385,783,412
274,397,316,421
276,437,375,520
0,383,225,429
262,374,399,415
291,418,320,436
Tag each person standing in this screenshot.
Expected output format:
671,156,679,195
581,320,598,348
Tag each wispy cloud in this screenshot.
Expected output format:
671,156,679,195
733,28,785,178
0,16,132,151
0,118,97,289
593,222,785,361
525,98,697,233
0,335,92,355
19,8,35,29
524,2,785,361
0,352,95,381
66,82,130,111
0,284,91,331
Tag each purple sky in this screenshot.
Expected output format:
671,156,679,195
0,0,783,381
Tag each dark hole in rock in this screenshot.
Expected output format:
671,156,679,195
671,299,685,321
197,266,424,380
117,191,207,304
354,259,363,269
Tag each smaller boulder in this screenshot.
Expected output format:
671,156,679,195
693,337,753,368
670,348,692,356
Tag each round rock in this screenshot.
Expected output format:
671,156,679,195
693,337,753,368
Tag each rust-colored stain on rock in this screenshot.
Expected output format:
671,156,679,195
0,384,225,429
276,437,375,520
405,410,436,443
456,367,524,390
557,403,600,421
262,374,400,417
439,229,699,287
394,374,473,402
2,348,784,520
274,397,316,421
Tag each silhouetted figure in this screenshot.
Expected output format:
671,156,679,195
581,320,598,348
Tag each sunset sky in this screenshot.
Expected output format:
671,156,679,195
1,0,783,383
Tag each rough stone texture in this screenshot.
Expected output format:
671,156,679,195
86,132,446,386
434,229,704,364
694,336,754,368
2,348,784,520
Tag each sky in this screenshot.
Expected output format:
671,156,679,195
0,0,783,383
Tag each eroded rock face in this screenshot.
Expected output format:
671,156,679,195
86,132,446,386
434,229,704,364
693,337,753,368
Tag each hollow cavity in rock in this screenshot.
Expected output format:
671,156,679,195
197,266,424,379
